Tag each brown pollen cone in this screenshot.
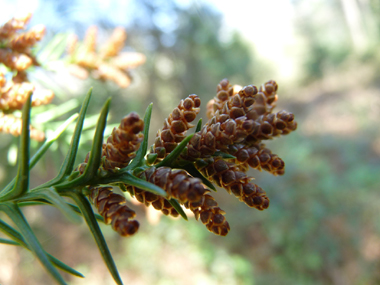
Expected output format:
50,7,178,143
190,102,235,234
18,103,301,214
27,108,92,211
0,81,34,110
8,24,46,52
83,25,98,53
128,166,207,205
211,78,234,117
103,112,144,170
126,182,179,218
184,83,263,160
100,27,127,58
245,110,297,144
228,143,285,175
208,78,258,120
153,94,201,160
111,52,146,70
196,157,269,210
218,84,259,120
89,186,139,237
185,113,256,159
0,13,32,40
185,194,230,236
0,49,33,71
67,26,144,88
94,63,131,88
0,73,5,87
248,80,278,118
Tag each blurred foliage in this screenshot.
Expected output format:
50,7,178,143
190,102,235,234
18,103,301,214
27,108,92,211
293,0,380,83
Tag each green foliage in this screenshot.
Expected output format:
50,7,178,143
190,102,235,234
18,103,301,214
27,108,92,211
0,85,229,283
0,90,180,284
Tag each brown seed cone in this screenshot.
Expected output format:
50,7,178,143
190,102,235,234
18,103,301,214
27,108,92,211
93,63,131,88
89,186,139,237
8,24,46,52
245,110,297,144
185,194,230,236
129,166,208,205
153,94,201,160
0,112,45,141
0,81,34,110
196,157,269,210
228,143,285,175
110,52,146,70
100,27,127,58
103,112,144,170
0,13,32,40
0,49,33,71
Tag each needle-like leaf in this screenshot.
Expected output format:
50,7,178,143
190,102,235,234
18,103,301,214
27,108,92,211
17,200,104,222
81,98,111,181
0,238,20,245
212,151,236,159
33,99,79,124
59,88,93,178
38,33,69,63
156,134,194,168
195,118,202,133
0,218,84,278
126,103,152,170
38,89,92,188
168,199,187,220
1,204,67,285
0,94,32,201
31,114,79,169
17,188,81,223
63,190,123,285
2,114,78,195
182,163,217,191
117,172,167,197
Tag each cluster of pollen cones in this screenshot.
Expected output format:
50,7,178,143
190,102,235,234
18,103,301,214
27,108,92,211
0,14,146,142
66,25,146,88
0,13,53,141
79,78,297,237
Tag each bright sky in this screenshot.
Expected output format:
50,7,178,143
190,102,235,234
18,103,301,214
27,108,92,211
199,0,296,53
200,0,298,79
